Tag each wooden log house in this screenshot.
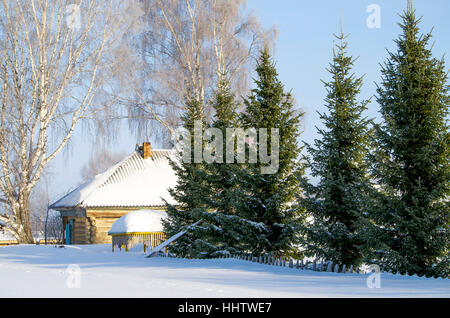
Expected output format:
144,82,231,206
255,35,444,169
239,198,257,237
49,143,178,244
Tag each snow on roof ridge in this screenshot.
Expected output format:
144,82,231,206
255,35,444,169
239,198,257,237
100,149,176,188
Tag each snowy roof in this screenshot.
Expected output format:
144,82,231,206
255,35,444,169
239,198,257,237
108,209,168,235
50,149,179,209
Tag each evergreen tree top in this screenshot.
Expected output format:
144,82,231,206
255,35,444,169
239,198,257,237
211,77,239,129
181,96,205,131
243,46,300,134
377,7,449,144
321,31,368,124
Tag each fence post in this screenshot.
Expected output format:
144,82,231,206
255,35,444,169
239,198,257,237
342,264,347,273
289,258,293,268
349,265,353,273
327,261,333,272
334,264,339,273
312,259,317,271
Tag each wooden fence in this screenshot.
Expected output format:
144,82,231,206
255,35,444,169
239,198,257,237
0,239,63,246
155,252,365,274
214,254,363,274
111,232,166,253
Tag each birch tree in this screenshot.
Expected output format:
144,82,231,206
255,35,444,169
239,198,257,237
80,147,127,182
120,0,273,145
0,0,135,243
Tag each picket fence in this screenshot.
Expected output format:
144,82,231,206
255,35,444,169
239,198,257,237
157,251,363,274
218,254,362,274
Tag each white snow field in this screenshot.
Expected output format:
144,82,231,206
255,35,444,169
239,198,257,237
0,244,448,298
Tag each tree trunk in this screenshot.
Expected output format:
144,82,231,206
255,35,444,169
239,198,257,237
13,195,35,244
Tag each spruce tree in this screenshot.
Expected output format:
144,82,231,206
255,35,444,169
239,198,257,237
300,32,372,267
188,79,247,257
237,46,305,257
163,96,210,258
369,7,449,277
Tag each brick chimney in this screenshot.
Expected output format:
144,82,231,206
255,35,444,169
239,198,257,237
142,142,151,159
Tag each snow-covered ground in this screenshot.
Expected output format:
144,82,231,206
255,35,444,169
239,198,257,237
0,244,448,298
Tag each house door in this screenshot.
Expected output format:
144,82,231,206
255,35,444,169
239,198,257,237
65,220,73,245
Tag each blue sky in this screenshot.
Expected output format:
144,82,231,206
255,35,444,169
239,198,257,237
48,0,450,202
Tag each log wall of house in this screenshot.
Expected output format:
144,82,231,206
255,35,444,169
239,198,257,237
62,216,89,244
62,207,167,244
87,207,166,244
74,217,89,243
87,216,118,244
